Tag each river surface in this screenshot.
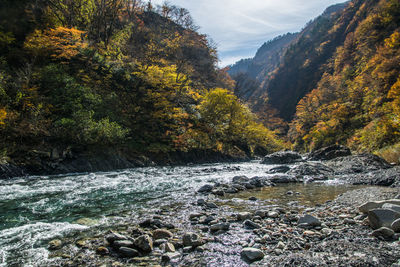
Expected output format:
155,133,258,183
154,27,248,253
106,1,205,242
0,161,364,266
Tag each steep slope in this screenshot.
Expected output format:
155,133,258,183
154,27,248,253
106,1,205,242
228,33,298,102
289,0,400,152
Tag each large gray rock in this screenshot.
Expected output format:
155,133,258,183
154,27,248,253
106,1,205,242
241,247,264,262
182,232,203,247
134,235,153,252
326,154,391,175
308,145,351,161
298,215,321,227
371,227,394,239
368,209,400,229
198,184,214,193
359,199,400,214
382,203,400,213
391,218,400,232
261,151,303,165
287,162,333,177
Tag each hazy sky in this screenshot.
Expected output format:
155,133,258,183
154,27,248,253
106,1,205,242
151,0,345,66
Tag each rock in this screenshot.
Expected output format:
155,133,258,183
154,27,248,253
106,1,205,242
237,212,252,221
241,247,264,262
244,220,261,229
368,209,400,229
232,176,250,184
198,184,214,193
119,247,140,257
254,210,267,218
153,229,173,240
161,252,180,262
391,218,400,232
153,239,168,247
261,151,303,165
48,239,62,250
382,203,400,213
343,218,356,224
113,240,134,248
197,199,206,206
210,223,230,232
161,242,176,253
105,232,129,244
276,241,285,249
139,218,173,229
182,232,202,247
298,215,321,227
325,154,391,175
359,199,400,214
269,175,298,184
308,145,351,161
134,235,153,252
371,227,395,239
225,187,238,194
206,202,218,209
287,162,333,177
267,211,279,218
249,196,258,201
195,246,205,252
268,166,290,174
96,246,109,255
189,213,203,220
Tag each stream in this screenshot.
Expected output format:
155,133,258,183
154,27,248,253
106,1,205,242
0,161,366,266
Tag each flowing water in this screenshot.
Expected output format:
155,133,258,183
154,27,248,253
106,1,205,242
0,161,363,266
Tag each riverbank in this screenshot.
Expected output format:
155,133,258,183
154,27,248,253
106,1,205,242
42,185,400,267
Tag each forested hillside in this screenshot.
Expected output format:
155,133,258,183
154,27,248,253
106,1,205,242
229,0,400,161
0,0,282,173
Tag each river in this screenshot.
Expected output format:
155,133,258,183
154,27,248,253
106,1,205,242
0,161,364,266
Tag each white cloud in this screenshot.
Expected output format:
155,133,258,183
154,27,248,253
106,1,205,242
150,0,345,66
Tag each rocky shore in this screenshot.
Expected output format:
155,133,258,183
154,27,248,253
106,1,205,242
47,184,400,266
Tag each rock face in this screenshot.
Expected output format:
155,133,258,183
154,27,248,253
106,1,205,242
261,151,303,165
241,247,264,262
368,209,400,229
134,235,153,252
308,145,351,161
0,163,26,179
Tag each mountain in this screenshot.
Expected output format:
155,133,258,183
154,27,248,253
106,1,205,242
230,0,400,157
228,33,298,102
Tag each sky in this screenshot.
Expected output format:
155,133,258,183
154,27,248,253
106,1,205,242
151,0,345,67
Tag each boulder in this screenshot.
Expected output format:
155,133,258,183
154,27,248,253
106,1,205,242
198,184,214,193
232,176,250,184
244,220,261,229
105,232,129,244
308,145,351,161
382,203,400,213
182,232,203,247
326,154,391,175
391,218,400,232
237,212,252,221
241,247,264,262
269,175,298,184
161,242,176,253
359,199,400,214
371,227,394,239
268,166,290,174
287,162,333,177
368,209,400,229
261,151,303,165
134,235,153,252
298,215,321,228
153,229,173,240
119,247,139,257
